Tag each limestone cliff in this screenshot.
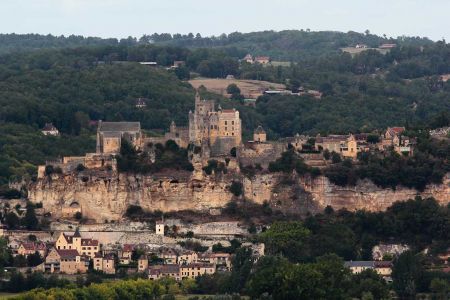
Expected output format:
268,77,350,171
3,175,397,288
28,171,449,222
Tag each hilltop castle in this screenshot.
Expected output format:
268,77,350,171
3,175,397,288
147,92,242,156
189,93,242,156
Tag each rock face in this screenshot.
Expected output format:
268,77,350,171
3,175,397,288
29,171,234,222
29,171,449,222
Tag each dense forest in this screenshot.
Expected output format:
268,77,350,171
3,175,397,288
148,30,435,61
0,32,449,186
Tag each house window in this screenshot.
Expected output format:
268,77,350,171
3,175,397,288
232,121,234,125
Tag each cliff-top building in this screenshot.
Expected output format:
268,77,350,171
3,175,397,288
189,92,242,156
96,121,142,154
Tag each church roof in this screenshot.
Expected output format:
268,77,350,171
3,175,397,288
98,122,141,132
254,126,266,134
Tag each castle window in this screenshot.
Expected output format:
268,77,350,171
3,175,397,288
232,133,234,136
232,121,234,125
225,121,227,125
225,127,228,131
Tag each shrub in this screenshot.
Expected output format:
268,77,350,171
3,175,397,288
229,181,243,197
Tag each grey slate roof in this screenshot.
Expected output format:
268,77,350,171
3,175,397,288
344,261,375,268
98,122,141,132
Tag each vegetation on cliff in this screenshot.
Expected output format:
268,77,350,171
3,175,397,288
324,135,449,190
117,140,193,173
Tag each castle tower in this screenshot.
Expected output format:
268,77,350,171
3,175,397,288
156,220,165,235
73,228,82,251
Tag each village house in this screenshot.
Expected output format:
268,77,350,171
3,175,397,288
148,264,181,281
255,56,270,64
135,98,147,108
41,123,59,136
158,248,178,264
93,253,116,274
55,230,100,259
380,127,414,156
119,244,135,264
177,250,198,265
17,242,47,258
344,261,392,277
138,255,148,272
197,252,231,270
45,248,88,274
242,54,254,64
180,263,215,279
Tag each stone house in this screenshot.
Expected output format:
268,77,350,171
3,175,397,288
158,248,178,264
93,253,116,274
242,54,254,64
119,244,135,264
180,263,215,279
197,252,231,270
45,248,88,274
344,261,392,277
177,250,198,265
148,264,181,281
41,123,59,136
55,230,100,259
17,242,47,258
135,98,147,108
138,255,148,272
255,56,270,64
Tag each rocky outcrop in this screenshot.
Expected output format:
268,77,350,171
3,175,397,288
301,175,449,211
29,171,234,222
29,171,449,222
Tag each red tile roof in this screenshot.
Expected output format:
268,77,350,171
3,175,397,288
123,244,135,252
81,239,98,246
389,127,405,134
20,242,46,251
57,249,80,259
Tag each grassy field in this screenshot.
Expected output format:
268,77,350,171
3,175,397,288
0,292,25,299
189,78,285,98
340,47,390,56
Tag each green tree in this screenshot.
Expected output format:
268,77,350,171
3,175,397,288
259,221,310,262
392,251,424,298
23,203,39,230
